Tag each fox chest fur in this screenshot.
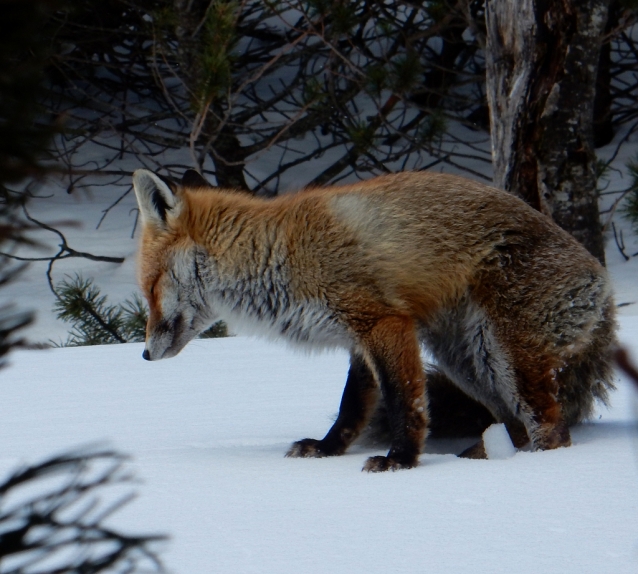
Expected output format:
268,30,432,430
133,169,616,472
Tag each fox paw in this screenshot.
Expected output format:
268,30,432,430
458,439,487,459
362,455,417,472
532,423,571,451
286,438,329,458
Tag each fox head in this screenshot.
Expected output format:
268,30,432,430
132,169,218,361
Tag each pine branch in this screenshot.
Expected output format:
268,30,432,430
52,276,228,346
53,275,127,345
0,447,166,573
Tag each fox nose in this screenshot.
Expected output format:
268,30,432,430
142,349,151,361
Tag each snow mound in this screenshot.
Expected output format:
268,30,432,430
483,423,516,459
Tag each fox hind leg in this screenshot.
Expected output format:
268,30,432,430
422,302,534,457
452,352,570,455
513,361,572,450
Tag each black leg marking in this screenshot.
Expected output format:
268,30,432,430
362,359,424,472
359,317,428,472
286,353,378,459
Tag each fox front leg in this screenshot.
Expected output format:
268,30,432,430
286,353,378,458
360,316,428,472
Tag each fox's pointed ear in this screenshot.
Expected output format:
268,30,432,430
182,169,213,189
133,169,181,226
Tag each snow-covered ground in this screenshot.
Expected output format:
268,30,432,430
1,331,637,574
2,130,638,572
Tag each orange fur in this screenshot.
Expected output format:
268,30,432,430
132,169,616,471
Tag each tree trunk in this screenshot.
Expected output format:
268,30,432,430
593,0,619,148
208,126,251,191
485,0,610,264
173,0,250,191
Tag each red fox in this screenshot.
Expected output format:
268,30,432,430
132,169,616,471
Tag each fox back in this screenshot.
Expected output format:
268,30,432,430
133,169,616,471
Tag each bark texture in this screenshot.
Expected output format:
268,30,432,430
485,0,610,264
172,0,250,191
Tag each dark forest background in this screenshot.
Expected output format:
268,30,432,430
3,0,638,346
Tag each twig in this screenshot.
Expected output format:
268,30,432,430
0,207,125,298
97,185,134,229
612,221,630,261
602,185,635,232
614,347,638,390
0,448,167,572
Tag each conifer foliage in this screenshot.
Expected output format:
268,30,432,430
0,0,60,364
45,0,490,194
53,276,142,346
0,448,166,574
8,0,638,342
53,275,227,347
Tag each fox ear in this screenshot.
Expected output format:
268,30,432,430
133,169,181,226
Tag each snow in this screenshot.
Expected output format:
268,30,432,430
482,423,517,459
0,328,637,573
2,128,638,573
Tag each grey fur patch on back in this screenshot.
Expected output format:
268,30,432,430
331,194,379,230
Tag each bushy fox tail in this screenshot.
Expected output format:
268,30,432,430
558,302,617,426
